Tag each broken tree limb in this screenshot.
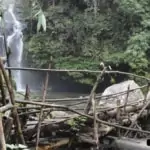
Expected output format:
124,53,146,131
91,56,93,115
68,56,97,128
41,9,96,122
84,66,106,114
17,97,150,119
92,93,99,148
0,114,6,150
17,97,146,113
35,61,51,150
124,85,130,113
3,32,12,80
15,84,147,105
143,83,150,104
105,101,145,117
0,70,6,105
4,117,13,142
0,58,25,145
0,104,13,113
15,99,150,135
4,67,150,81
124,93,150,136
20,85,30,128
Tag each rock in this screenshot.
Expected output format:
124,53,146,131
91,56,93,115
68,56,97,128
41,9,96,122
50,111,69,119
146,91,150,101
109,136,150,150
99,80,144,107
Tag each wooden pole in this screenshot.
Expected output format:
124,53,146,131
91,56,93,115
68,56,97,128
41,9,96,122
0,57,25,144
0,114,6,150
35,57,52,149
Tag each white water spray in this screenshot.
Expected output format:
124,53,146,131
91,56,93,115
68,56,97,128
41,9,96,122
0,0,44,92
3,3,24,91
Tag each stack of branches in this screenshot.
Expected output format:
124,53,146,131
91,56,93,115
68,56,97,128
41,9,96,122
1,58,150,150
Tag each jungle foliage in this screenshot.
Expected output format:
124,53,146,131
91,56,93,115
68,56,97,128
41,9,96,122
26,0,150,85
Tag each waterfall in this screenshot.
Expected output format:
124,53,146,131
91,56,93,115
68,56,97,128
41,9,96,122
2,3,24,91
0,0,44,92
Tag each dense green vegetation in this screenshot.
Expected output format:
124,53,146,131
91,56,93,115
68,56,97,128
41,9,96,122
25,0,150,85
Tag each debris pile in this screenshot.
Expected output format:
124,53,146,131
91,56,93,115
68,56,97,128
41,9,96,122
0,58,150,149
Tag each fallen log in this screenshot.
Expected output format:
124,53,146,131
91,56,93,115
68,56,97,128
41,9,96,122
105,101,148,117
15,99,150,135
106,136,150,150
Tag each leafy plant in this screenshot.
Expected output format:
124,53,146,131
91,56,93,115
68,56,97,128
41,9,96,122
25,0,150,84
67,116,87,131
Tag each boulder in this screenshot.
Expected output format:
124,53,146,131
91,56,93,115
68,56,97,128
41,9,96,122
99,80,144,107
146,91,150,101
50,111,69,119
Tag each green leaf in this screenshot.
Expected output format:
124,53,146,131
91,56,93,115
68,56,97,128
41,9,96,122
37,10,46,32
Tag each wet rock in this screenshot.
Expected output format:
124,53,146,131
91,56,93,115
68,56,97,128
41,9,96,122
99,80,144,107
146,91,150,101
50,111,69,119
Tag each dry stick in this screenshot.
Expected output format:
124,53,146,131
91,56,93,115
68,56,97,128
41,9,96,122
4,117,13,142
116,100,120,121
3,33,12,81
0,58,25,145
0,114,6,150
21,85,30,128
0,104,13,112
100,99,145,112
92,93,99,149
116,100,121,137
17,97,149,116
23,109,150,130
84,67,106,114
35,62,51,150
25,84,30,101
17,98,149,118
124,85,130,113
15,99,150,135
133,123,142,138
5,67,150,83
4,67,150,81
18,100,149,120
16,84,147,103
19,109,50,116
17,97,143,111
124,94,150,136
124,83,150,136
143,83,150,104
0,70,6,105
52,0,55,6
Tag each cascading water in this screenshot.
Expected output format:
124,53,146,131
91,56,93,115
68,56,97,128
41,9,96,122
0,0,44,92
1,2,24,91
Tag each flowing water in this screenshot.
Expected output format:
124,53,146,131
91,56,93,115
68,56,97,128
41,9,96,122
0,0,93,94
0,0,24,91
